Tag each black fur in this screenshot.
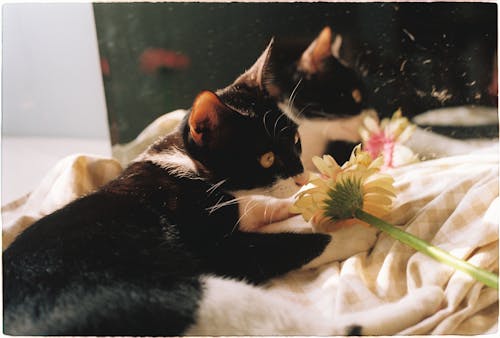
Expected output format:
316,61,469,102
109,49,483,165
347,324,363,336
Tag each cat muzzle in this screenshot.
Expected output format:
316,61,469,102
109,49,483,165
293,172,310,186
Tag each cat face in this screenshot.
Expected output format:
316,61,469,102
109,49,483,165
185,89,303,194
183,28,365,192
265,27,367,122
283,58,366,120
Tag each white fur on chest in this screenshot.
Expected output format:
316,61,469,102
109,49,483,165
298,111,373,169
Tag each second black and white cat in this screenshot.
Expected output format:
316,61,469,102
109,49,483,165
261,26,496,166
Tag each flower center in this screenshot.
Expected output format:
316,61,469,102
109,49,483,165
323,177,364,220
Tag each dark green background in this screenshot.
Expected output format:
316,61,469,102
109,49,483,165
94,2,497,144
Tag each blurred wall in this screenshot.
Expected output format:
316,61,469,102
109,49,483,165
2,3,109,139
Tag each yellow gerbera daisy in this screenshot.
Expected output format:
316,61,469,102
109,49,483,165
291,145,396,231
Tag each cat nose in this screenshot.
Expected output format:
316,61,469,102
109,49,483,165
293,171,310,186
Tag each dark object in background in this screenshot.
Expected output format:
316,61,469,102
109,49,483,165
94,2,497,145
418,124,498,140
343,3,497,120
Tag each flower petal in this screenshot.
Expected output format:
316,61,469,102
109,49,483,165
363,115,380,133
294,140,398,230
363,185,397,198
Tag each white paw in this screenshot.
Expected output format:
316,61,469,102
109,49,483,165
238,196,295,232
303,223,378,269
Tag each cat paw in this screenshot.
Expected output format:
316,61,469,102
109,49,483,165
238,196,295,231
327,323,364,336
302,223,377,269
346,325,363,336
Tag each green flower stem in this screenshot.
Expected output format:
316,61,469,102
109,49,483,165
354,209,498,290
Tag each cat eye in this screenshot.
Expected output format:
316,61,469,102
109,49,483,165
352,89,362,103
294,132,301,144
259,151,275,168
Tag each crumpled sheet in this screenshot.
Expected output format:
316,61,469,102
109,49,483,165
111,109,186,167
2,154,122,249
267,152,499,335
2,113,498,334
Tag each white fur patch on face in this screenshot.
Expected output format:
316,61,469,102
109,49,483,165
135,148,198,178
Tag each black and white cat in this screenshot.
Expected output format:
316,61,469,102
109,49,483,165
3,60,361,334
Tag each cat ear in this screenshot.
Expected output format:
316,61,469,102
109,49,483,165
188,91,228,146
234,38,274,89
299,26,342,74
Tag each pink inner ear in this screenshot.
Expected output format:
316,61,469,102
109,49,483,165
188,91,223,145
300,26,333,74
313,27,333,63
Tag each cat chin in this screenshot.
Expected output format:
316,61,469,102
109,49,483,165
268,177,301,198
231,177,300,199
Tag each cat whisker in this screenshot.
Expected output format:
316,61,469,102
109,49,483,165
308,109,334,118
206,196,245,214
273,112,286,137
296,103,315,119
287,77,303,114
261,198,280,226
231,199,260,234
279,125,291,136
206,196,226,214
263,110,273,137
207,179,228,195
